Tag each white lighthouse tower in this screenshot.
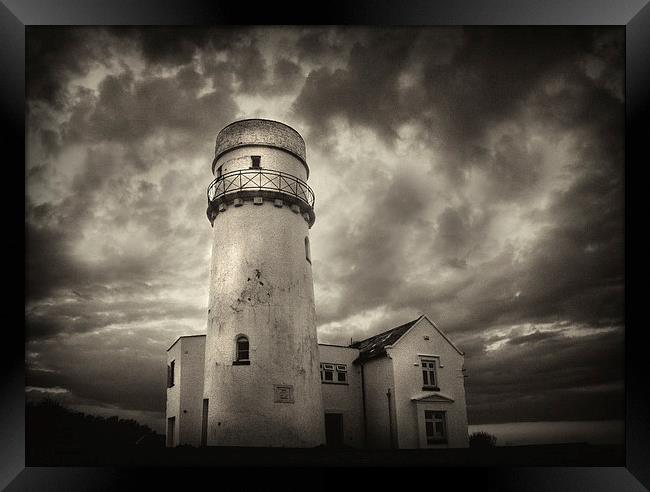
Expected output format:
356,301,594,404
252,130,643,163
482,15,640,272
202,119,325,447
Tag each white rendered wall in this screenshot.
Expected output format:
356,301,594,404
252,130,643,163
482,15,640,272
215,147,308,181
318,345,364,448
166,336,206,447
388,318,469,448
203,144,325,448
165,342,181,447
178,336,206,447
362,356,397,449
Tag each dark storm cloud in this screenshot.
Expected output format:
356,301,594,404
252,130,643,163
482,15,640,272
313,168,439,321
25,141,212,317
434,205,489,261
201,42,305,97
26,295,205,340
309,26,623,332
26,27,112,108
63,67,237,146
26,26,624,431
26,26,248,108
293,27,621,182
414,28,595,162
463,328,624,423
294,28,347,64
481,131,545,202
26,333,168,413
316,150,623,339
109,26,254,69
294,29,415,144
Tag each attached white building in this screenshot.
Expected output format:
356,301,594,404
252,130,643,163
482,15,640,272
166,314,469,449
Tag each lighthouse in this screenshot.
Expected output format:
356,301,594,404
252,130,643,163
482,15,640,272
202,119,325,447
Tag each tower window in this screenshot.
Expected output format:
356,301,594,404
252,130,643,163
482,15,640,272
234,335,250,365
167,360,175,388
251,156,261,168
305,237,311,263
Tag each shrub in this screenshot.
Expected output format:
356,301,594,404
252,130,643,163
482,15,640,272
469,431,497,448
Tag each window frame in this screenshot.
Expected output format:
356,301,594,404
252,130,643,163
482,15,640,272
167,360,175,388
424,410,447,445
320,362,348,384
233,335,250,365
421,358,439,390
250,155,261,169
305,236,311,264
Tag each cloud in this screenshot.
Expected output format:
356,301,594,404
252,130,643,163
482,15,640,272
62,67,238,147
26,27,114,108
462,327,624,423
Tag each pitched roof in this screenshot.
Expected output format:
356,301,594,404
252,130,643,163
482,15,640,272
351,316,423,363
391,314,465,356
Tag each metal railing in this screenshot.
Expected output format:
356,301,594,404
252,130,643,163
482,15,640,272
207,168,315,209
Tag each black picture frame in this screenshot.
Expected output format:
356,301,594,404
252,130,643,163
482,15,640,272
4,0,648,489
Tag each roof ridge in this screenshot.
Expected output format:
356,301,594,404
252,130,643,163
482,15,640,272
354,316,422,345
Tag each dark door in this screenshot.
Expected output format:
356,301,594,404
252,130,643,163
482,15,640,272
201,399,209,447
324,413,344,448
167,417,175,447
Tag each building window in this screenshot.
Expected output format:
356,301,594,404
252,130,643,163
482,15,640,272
321,363,334,381
336,364,347,382
251,156,261,168
425,410,447,444
421,359,439,390
216,165,223,178
320,363,347,384
234,335,250,365
305,237,311,263
167,360,175,388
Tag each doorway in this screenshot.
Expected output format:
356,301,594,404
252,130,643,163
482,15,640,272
324,413,344,448
167,416,175,447
201,399,209,447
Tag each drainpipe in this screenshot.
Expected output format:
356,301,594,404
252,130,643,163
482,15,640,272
386,388,395,449
360,364,368,448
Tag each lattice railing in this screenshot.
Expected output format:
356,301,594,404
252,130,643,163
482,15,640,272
207,169,315,208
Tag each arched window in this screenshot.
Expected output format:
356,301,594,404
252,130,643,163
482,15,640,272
235,335,249,363
305,236,311,263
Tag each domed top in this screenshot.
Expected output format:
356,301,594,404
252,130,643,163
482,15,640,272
213,119,308,177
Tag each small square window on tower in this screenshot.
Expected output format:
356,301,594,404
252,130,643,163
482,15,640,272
251,156,261,168
167,360,175,388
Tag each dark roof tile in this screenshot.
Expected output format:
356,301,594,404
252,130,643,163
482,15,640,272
352,316,422,363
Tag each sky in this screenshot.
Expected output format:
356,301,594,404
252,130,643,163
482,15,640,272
25,26,625,438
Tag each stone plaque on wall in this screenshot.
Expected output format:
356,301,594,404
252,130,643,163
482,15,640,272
273,384,294,403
